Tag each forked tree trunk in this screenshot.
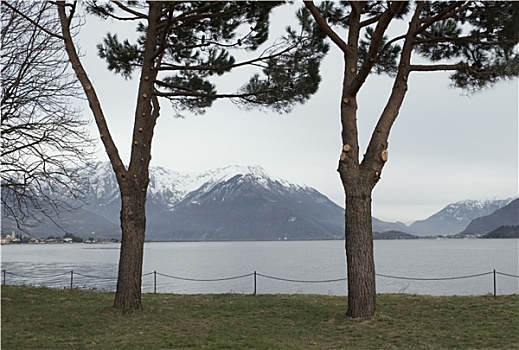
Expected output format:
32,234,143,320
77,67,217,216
341,169,376,318
113,188,147,311
110,3,161,311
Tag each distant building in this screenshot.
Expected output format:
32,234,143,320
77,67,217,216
1,230,20,244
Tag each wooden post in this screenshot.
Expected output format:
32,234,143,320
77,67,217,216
253,271,257,296
493,269,496,297
154,271,157,294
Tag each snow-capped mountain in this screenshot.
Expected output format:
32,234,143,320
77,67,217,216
461,198,519,235
12,161,515,239
84,162,412,240
2,162,411,240
82,162,348,240
408,198,516,236
161,165,344,241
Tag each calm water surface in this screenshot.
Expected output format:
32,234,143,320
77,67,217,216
1,239,518,295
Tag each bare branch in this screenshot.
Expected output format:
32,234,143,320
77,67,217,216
2,1,64,40
1,1,95,233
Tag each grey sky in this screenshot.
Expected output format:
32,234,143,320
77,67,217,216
76,3,518,224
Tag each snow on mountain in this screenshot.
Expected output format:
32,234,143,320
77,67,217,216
162,165,345,241
462,198,519,234
441,198,515,221
408,197,516,236
147,166,194,208
179,165,304,197
62,162,337,240
7,160,513,240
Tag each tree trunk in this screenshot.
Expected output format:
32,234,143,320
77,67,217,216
58,2,162,312
111,3,161,311
113,188,147,311
341,168,377,318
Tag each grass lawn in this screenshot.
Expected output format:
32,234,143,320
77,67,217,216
1,285,518,349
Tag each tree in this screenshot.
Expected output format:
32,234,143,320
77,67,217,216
54,1,327,311
303,1,518,317
1,1,94,233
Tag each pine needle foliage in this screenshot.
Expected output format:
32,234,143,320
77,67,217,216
88,1,329,115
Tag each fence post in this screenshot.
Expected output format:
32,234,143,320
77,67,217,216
2,269,5,286
70,270,74,290
253,271,257,296
493,269,496,297
154,271,157,294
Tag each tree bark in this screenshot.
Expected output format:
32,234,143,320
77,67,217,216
113,188,146,311
340,167,376,318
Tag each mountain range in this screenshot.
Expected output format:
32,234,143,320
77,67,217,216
407,198,517,236
1,162,516,240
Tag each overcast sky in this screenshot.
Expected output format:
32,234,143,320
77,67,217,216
75,3,518,224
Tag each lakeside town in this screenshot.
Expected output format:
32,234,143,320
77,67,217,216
0,231,119,245
2,229,513,245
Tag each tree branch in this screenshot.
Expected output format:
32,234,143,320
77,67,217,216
362,2,425,178
349,1,405,96
112,1,148,20
410,62,466,72
359,13,383,28
56,1,126,176
304,1,351,55
3,1,64,40
416,35,518,46
417,2,469,37
155,84,282,100
156,43,295,73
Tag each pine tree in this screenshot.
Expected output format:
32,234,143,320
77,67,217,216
303,0,518,318
55,1,328,311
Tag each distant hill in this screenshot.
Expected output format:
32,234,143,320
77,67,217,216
0,206,120,239
372,218,410,234
373,231,418,240
482,225,519,239
462,199,519,235
408,198,515,236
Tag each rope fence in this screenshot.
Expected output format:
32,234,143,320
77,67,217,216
375,271,494,281
2,269,518,296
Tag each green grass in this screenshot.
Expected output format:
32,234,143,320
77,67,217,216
1,286,518,349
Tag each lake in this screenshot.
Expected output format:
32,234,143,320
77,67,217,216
1,239,518,296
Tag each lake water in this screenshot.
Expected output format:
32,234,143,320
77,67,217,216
1,239,518,296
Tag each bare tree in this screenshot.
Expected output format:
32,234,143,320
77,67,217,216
55,1,328,311
1,1,95,233
303,0,518,318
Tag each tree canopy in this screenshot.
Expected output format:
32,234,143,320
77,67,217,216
88,1,329,115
